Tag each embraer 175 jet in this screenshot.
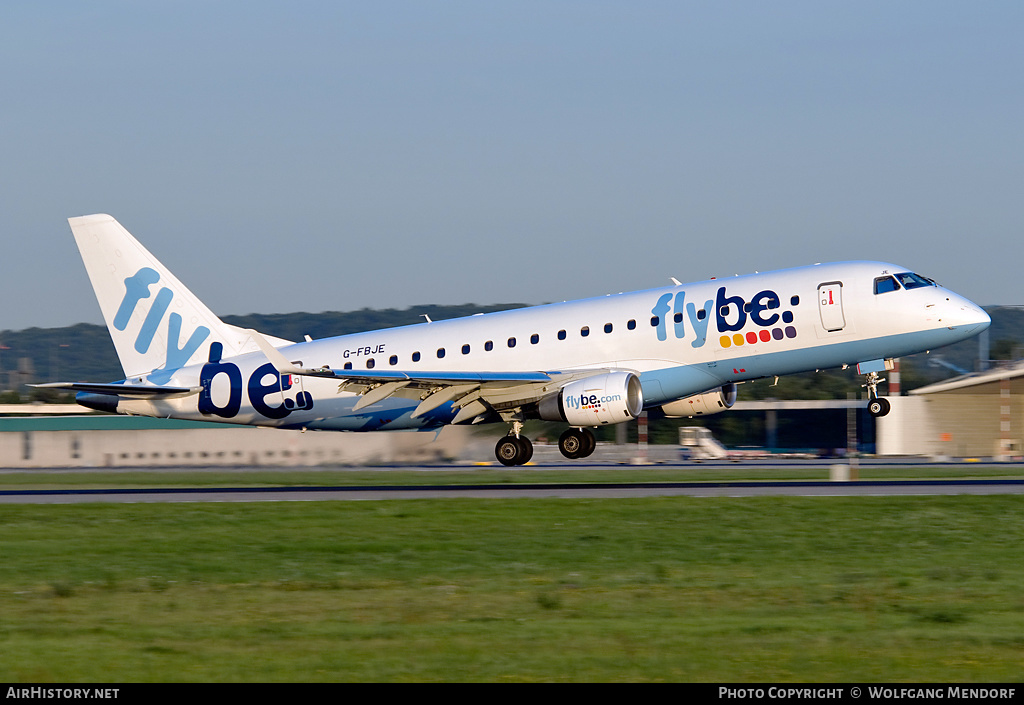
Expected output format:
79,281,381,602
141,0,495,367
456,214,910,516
41,214,991,466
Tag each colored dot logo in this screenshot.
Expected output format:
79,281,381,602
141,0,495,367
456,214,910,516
720,326,797,348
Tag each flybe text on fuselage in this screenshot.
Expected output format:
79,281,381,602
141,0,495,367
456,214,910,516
650,285,799,348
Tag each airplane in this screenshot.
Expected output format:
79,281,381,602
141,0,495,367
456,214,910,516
39,214,991,466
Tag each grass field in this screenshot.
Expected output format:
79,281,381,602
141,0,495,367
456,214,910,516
1,485,1023,682
2,461,1023,490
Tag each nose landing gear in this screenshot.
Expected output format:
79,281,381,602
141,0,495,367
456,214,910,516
863,371,891,418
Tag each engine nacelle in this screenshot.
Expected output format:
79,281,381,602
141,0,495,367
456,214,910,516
660,383,737,417
538,371,644,426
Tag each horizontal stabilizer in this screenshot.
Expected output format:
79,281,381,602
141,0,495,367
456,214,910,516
32,382,202,398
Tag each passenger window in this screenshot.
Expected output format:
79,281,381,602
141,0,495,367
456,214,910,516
673,313,682,324
530,333,539,344
412,352,421,362
389,355,398,366
627,319,636,330
604,323,613,333
366,358,375,369
650,316,660,327
557,330,567,340
484,340,494,351
462,344,470,355
580,326,590,337
874,276,901,294
508,337,516,348
437,348,445,359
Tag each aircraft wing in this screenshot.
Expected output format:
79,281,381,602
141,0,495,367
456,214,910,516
246,329,616,421
330,367,614,421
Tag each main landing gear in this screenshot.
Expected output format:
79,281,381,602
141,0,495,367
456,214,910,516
863,371,891,418
493,423,597,466
495,432,533,466
558,428,596,460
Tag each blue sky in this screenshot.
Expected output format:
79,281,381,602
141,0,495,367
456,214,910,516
2,2,1022,331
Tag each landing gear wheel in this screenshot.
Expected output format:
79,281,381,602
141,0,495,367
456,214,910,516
558,429,583,459
558,428,595,460
868,397,891,418
495,434,533,466
518,435,534,465
495,436,520,466
577,428,596,459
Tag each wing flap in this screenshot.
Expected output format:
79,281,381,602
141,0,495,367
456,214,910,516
411,383,479,418
244,327,631,415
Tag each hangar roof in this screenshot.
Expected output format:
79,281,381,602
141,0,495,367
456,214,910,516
910,360,1024,396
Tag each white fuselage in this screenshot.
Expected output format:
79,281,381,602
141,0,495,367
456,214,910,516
101,260,989,432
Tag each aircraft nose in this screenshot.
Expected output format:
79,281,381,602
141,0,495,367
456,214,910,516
940,296,990,334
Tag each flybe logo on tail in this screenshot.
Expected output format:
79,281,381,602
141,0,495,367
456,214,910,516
115,267,211,380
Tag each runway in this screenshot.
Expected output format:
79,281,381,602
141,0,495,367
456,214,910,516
4,478,1024,503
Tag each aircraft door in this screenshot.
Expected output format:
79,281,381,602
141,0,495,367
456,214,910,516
817,281,845,332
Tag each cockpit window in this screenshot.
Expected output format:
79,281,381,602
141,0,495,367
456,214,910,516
895,272,935,290
874,275,901,294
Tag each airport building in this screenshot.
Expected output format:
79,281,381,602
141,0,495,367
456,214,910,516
877,361,1024,459
0,410,467,468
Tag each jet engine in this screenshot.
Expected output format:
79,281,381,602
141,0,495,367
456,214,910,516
660,383,737,417
538,371,643,426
